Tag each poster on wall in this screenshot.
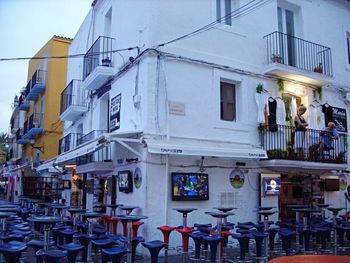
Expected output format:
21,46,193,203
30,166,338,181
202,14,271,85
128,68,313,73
229,168,245,189
110,93,121,132
133,167,142,189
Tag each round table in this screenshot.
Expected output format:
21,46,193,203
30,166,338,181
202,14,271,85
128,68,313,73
269,255,350,263
67,208,87,229
257,206,276,211
258,210,276,258
327,207,345,255
173,208,197,228
37,202,52,215
28,216,61,250
113,215,147,263
0,212,15,233
213,207,236,225
120,206,139,216
316,204,330,220
106,204,123,217
51,204,69,218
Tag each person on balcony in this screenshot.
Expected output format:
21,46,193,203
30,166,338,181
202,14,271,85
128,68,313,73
294,105,308,159
319,122,339,151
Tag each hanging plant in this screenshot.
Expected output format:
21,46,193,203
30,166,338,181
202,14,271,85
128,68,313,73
256,83,264,93
277,79,284,92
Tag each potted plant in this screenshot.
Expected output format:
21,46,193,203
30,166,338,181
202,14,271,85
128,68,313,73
271,53,283,63
313,63,323,74
102,57,111,67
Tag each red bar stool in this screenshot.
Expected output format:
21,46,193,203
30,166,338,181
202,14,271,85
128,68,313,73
103,215,111,233
110,218,119,235
132,221,144,237
177,226,194,262
158,226,176,263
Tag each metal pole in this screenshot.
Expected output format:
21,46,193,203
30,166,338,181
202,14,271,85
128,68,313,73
333,214,337,255
127,221,132,263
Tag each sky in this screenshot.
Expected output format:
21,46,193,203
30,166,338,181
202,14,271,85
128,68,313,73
0,0,92,134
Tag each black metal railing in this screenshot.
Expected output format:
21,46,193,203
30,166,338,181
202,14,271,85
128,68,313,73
83,36,115,80
58,133,83,154
264,31,332,77
16,129,22,141
31,69,46,87
23,120,28,135
28,113,43,130
76,146,111,165
260,124,347,164
60,80,85,114
76,130,107,146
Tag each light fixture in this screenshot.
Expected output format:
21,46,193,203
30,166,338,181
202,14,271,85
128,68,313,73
29,139,44,153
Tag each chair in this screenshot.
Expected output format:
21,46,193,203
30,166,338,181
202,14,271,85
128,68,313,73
142,240,166,263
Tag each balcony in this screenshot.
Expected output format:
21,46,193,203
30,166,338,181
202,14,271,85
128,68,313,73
60,80,88,121
19,101,30,111
259,124,347,168
263,32,333,86
76,130,107,146
16,129,28,145
58,133,82,154
22,113,44,139
26,69,46,101
82,36,115,91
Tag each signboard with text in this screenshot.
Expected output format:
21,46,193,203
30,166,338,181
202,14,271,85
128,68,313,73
110,93,121,132
331,106,347,132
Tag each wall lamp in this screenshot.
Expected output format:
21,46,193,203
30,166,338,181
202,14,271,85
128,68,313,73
29,139,44,153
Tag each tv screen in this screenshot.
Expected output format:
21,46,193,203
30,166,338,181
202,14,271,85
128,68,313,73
324,179,339,191
171,173,209,201
263,178,281,196
118,170,133,193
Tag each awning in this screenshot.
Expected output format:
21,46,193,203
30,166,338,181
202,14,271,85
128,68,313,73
55,135,110,164
144,138,267,159
36,158,62,173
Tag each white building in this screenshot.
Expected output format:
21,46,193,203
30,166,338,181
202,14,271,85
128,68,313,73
39,0,350,247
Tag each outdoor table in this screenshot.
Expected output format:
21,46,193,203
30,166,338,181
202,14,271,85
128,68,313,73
287,204,308,251
327,207,345,255
258,210,276,258
213,207,236,225
0,212,15,233
106,204,123,217
51,204,69,218
316,204,330,220
120,206,139,216
67,208,87,229
113,215,147,263
269,255,350,263
37,202,52,215
173,208,197,228
28,216,61,250
257,206,276,211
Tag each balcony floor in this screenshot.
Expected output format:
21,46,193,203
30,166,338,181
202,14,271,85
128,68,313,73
60,105,88,121
82,65,114,91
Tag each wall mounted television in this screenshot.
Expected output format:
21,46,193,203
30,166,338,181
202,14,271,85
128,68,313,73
118,170,133,193
263,178,281,196
171,172,209,201
324,179,339,191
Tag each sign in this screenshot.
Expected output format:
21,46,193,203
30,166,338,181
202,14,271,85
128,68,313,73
263,178,281,196
339,173,347,190
169,101,186,116
133,167,142,189
110,93,121,132
330,106,347,132
229,168,245,189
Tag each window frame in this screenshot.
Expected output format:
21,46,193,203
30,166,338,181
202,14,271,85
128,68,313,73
220,81,236,121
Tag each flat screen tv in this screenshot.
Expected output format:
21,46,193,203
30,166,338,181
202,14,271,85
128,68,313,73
118,170,133,193
324,179,339,191
263,178,281,196
171,172,209,201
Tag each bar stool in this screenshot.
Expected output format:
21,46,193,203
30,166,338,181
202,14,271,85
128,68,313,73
158,225,176,262
142,240,166,263
27,240,54,263
132,221,144,237
0,241,27,263
73,233,97,262
91,238,116,255
278,229,296,256
203,235,223,263
101,247,129,263
232,232,253,262
38,249,67,263
252,231,268,262
119,236,145,263
58,242,84,263
59,228,77,244
188,231,206,262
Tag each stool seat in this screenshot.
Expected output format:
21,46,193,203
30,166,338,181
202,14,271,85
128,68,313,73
158,225,176,249
142,240,166,263
101,247,129,263
203,235,223,263
0,241,27,263
189,232,206,259
27,239,55,251
59,243,84,263
39,249,68,263
177,227,194,252
91,238,116,248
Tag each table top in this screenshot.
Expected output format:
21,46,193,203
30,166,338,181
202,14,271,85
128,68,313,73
258,211,276,216
51,204,69,209
120,206,139,212
106,204,123,209
37,202,52,207
205,211,230,218
316,204,330,208
67,208,87,213
213,207,236,213
0,207,20,212
28,216,61,224
287,204,308,209
257,206,276,211
269,255,350,263
80,212,104,219
327,207,345,213
173,208,197,214
113,215,147,222
292,208,321,214
0,212,15,218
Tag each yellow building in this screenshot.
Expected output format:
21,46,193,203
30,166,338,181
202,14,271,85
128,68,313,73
20,36,72,164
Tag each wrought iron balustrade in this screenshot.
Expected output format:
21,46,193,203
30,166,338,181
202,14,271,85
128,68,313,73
60,80,85,114
259,124,347,163
76,130,107,146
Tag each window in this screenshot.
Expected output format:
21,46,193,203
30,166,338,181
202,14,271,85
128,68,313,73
216,0,239,26
220,81,236,121
347,32,350,65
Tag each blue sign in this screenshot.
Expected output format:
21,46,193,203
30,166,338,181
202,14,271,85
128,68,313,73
264,178,281,196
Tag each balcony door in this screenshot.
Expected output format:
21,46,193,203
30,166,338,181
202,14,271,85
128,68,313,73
278,6,296,67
